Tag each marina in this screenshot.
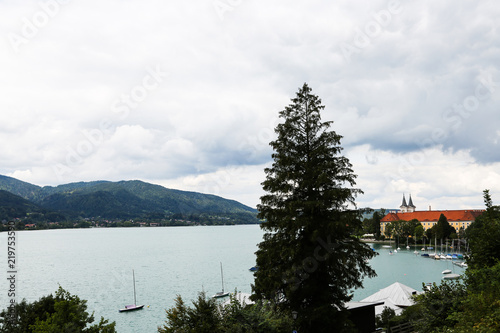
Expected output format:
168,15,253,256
353,242,467,301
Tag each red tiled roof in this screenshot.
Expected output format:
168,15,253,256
381,210,484,223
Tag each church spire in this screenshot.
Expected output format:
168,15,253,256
401,194,407,207
408,194,415,207
408,194,416,212
400,194,408,212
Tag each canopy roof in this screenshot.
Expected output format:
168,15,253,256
361,282,419,308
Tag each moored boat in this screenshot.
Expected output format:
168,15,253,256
119,270,144,313
119,304,145,312
442,273,460,280
213,262,230,299
453,261,468,268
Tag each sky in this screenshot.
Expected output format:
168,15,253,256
1,0,499,210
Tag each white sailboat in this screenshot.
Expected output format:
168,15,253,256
213,262,229,298
119,270,144,312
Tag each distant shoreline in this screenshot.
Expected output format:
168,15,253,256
360,239,393,244
0,222,260,233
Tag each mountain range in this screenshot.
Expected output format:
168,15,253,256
0,175,258,223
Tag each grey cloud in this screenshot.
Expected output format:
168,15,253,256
1,0,500,208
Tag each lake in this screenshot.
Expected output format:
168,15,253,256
353,242,466,301
0,226,465,332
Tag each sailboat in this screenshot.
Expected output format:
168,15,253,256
213,262,229,298
119,270,144,312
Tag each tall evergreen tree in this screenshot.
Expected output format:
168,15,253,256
373,210,383,239
432,213,455,241
251,83,376,331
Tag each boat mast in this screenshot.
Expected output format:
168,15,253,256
220,262,224,293
133,269,137,305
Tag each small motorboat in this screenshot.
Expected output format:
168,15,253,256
453,261,468,268
442,269,452,274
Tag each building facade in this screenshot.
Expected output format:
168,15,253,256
380,194,484,235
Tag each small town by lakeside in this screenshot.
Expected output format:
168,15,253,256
0,214,258,232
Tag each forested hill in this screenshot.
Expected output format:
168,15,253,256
0,190,56,221
0,175,258,222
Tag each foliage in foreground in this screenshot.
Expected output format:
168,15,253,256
0,286,116,333
392,265,500,333
158,292,293,333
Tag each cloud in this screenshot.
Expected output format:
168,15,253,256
348,145,500,210
1,0,500,208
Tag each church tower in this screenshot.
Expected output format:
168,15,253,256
400,194,408,213
400,194,416,213
407,194,416,212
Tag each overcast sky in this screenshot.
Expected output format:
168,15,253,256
1,0,499,210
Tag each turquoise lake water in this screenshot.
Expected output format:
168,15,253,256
353,242,466,301
0,226,466,332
